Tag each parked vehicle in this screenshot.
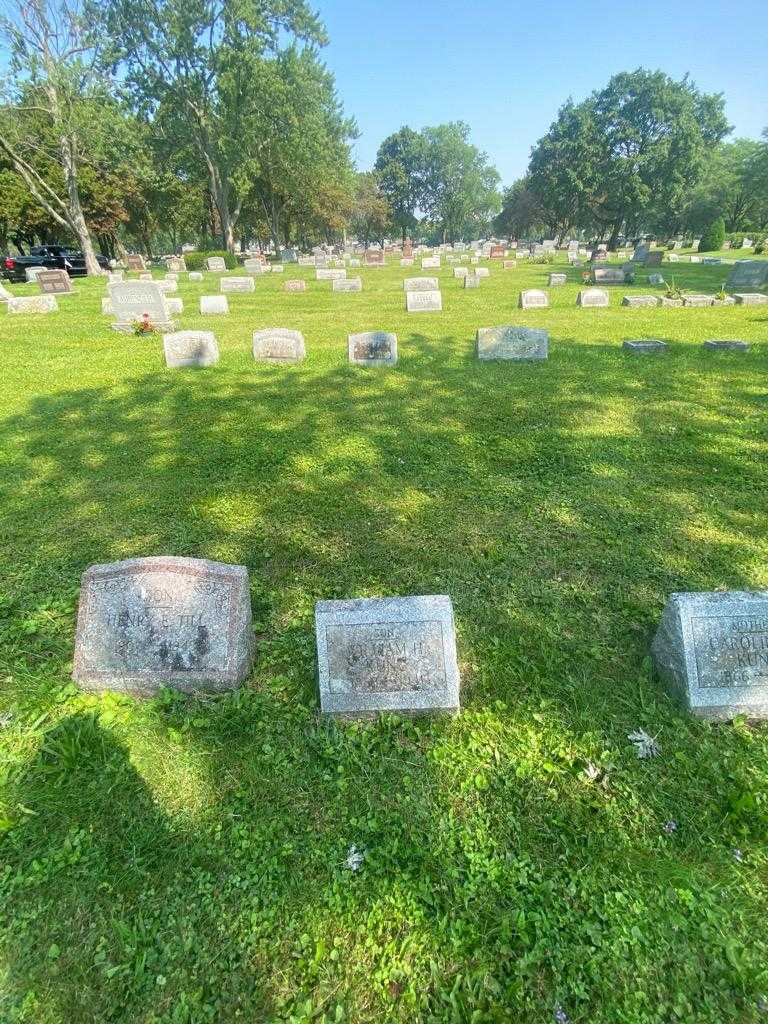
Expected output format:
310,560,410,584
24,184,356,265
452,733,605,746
2,245,109,282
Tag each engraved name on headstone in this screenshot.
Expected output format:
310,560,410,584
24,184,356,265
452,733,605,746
315,595,460,716
404,277,438,292
220,276,256,293
109,281,175,332
476,325,549,361
406,289,442,312
206,256,227,272
252,328,306,362
577,288,609,307
519,289,549,309
73,556,254,696
652,591,768,719
36,269,73,295
284,279,307,292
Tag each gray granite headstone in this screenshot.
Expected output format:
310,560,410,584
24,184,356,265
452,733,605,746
406,290,442,312
125,254,146,271
73,556,254,696
464,274,481,289
622,295,658,308
577,288,609,307
548,272,567,286
109,281,175,332
221,276,255,293
163,331,219,368
200,295,229,314
403,277,438,292
315,595,460,717
703,339,750,351
284,279,307,291
519,289,549,309
683,294,712,307
7,295,58,314
24,266,46,283
477,326,548,361
453,267,469,278
206,256,227,272
348,331,397,367
316,269,346,281
36,269,73,295
592,268,625,284
333,277,363,292
652,591,768,719
733,293,768,305
623,339,668,354
421,257,440,269
252,328,306,362
648,274,665,285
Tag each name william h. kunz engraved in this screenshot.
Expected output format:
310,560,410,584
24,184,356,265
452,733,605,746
73,556,254,696
315,595,460,716
652,591,768,719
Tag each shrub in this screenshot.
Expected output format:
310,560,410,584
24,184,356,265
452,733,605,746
184,250,238,271
699,218,725,252
754,239,766,255
726,231,744,251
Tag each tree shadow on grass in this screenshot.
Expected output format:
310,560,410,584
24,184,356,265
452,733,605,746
1,336,767,1020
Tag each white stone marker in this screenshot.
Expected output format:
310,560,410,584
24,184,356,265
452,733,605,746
519,289,549,309
200,295,229,315
406,290,442,313
189,272,203,282
577,288,609,307
109,281,175,332
403,277,438,292
333,277,363,292
252,328,306,363
7,295,59,314
206,256,227,271
316,268,346,281
163,331,219,368
220,276,256,293
315,594,460,717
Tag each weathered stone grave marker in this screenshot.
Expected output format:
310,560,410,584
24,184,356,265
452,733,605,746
477,325,548,361
623,339,669,354
7,295,59,314
406,290,442,313
200,295,229,315
252,328,306,363
519,289,549,309
220,276,256,293
206,256,227,272
163,331,219,368
348,331,397,367
36,269,73,295
109,281,175,332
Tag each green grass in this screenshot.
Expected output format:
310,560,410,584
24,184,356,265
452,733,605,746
1,253,767,1024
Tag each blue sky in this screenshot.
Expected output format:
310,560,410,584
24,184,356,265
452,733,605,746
318,0,768,186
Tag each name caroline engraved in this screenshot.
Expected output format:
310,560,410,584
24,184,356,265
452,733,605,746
693,615,768,688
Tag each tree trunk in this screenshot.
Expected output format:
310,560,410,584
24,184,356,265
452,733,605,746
608,219,623,251
58,130,102,274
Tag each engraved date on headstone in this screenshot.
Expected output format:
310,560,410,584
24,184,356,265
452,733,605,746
692,615,768,689
326,621,446,693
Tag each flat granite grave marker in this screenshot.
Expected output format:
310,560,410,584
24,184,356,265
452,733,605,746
220,276,256,293
683,294,712,307
200,295,229,315
7,295,59,314
206,256,227,272
333,276,363,292
404,277,438,292
519,289,549,309
477,325,548,361
421,257,440,269
163,331,219,368
703,339,750,351
733,293,768,306
503,260,517,269
36,269,73,295
406,289,442,313
348,331,397,367
165,298,183,315
652,591,768,719
284,279,307,292
622,295,658,308
474,267,490,278
109,281,175,332
315,595,460,717
623,339,669,354
592,268,625,284
73,556,254,696
577,288,609,307
316,268,346,281
252,328,306,363
548,272,567,286
453,267,469,278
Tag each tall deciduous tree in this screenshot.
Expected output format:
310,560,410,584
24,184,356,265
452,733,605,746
529,70,730,247
0,0,110,273
374,126,423,242
349,172,389,247
101,0,326,252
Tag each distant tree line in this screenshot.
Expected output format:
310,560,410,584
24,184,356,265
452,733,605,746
1,6,766,271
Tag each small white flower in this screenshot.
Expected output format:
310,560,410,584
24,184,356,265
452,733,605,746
584,762,601,781
345,844,364,872
628,729,660,759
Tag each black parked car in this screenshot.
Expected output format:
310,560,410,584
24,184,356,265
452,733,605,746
2,244,110,282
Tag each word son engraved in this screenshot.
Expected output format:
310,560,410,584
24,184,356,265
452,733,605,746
315,595,460,716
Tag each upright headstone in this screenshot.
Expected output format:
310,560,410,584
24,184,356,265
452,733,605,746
476,326,548,361
284,279,307,292
73,556,254,696
189,271,203,282
421,257,440,269
36,269,73,295
25,266,46,283
125,254,146,272
645,251,664,267
314,595,460,716
548,272,567,286
109,281,174,332
464,275,481,289
489,245,505,259
364,250,384,266
252,328,306,363
592,268,625,284
519,289,549,309
348,331,397,367
163,331,219,368
206,256,227,272
577,288,609,307
652,591,768,719
220,276,256,293
726,261,768,290
403,277,438,292
406,290,442,313
167,256,186,272
333,277,363,292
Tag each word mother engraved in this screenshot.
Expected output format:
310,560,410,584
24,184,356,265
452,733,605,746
74,556,254,696
315,594,460,716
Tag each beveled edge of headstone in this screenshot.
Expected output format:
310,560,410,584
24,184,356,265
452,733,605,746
622,339,669,353
73,555,254,696
651,590,768,720
252,327,306,362
162,330,220,368
314,593,460,717
577,288,609,306
348,331,398,366
703,339,750,351
518,289,549,308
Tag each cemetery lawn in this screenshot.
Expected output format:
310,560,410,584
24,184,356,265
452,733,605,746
2,254,768,1024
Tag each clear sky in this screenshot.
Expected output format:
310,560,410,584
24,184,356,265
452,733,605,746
317,0,768,186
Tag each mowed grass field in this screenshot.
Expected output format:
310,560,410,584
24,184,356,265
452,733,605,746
1,251,767,1024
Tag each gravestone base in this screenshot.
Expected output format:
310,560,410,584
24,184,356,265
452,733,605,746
623,339,669,354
